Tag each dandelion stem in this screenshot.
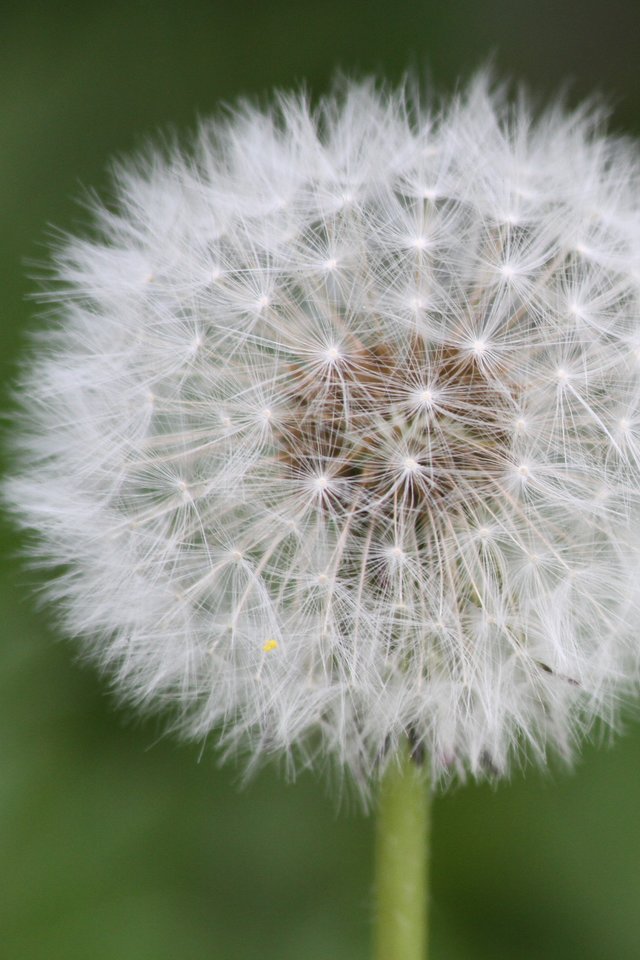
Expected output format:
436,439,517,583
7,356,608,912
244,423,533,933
374,738,431,960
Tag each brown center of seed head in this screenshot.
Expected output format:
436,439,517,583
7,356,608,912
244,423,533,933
277,331,514,525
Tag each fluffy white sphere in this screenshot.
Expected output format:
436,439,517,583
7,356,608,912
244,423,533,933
7,75,640,789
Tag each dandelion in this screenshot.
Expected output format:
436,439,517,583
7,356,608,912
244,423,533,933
5,74,640,959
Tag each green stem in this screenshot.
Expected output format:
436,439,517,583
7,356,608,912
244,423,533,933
374,739,431,960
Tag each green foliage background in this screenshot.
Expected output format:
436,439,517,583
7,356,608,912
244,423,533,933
2,2,640,957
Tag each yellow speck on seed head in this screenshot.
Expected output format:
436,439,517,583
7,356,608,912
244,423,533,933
262,638,279,653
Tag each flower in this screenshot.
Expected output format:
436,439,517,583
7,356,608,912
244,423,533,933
5,74,640,791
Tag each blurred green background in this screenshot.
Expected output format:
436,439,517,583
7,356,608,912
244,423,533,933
2,2,640,957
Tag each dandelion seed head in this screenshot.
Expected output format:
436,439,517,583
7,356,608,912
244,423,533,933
5,73,640,795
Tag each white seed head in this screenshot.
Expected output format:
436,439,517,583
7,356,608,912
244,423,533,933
5,74,640,794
